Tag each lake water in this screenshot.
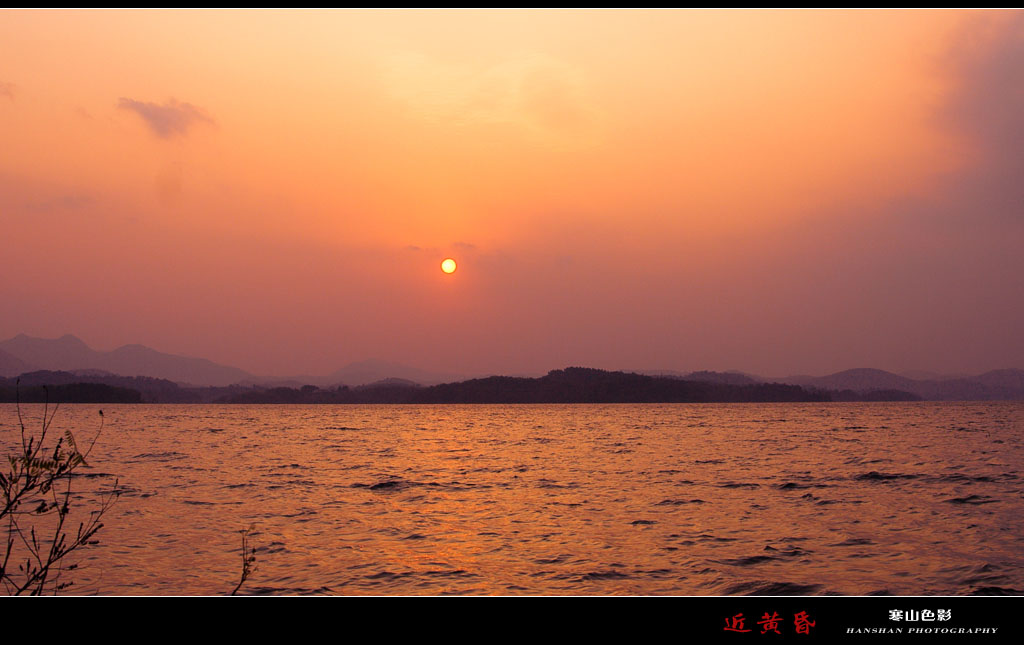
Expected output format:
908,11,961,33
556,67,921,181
2,402,1022,596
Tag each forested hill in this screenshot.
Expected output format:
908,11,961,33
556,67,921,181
1,367,923,404
219,367,893,404
0,381,142,403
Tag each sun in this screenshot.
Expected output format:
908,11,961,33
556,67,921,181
440,258,457,274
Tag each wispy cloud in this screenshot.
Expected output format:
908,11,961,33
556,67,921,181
382,52,601,141
0,82,14,101
0,173,95,215
117,97,214,139
937,13,1024,225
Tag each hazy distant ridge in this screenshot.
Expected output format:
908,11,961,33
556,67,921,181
0,349,34,377
0,334,251,386
1,334,1022,399
773,367,1024,401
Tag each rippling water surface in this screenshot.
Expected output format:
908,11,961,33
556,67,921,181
2,402,1022,595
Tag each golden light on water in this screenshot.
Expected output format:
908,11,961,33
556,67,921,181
441,258,457,274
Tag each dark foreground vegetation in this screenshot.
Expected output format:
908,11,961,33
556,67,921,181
2,368,922,404
1,394,256,595
1,401,119,594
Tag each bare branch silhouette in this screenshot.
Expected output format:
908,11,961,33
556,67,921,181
1,384,120,595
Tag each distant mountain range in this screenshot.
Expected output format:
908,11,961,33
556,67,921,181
0,334,463,388
643,367,1024,400
772,367,1024,401
0,334,251,386
1,334,1022,400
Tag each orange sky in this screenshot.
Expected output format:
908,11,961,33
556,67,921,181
2,10,1022,377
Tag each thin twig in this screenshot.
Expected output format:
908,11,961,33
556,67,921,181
230,525,257,596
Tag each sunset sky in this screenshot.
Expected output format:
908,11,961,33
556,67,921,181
1,9,1022,378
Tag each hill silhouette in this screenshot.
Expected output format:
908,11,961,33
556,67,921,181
214,367,905,404
4,370,203,403
0,380,142,403
0,366,930,404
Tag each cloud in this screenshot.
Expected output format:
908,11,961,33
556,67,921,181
0,173,95,215
117,97,214,139
25,192,94,213
942,13,1024,153
382,52,601,140
737,14,1024,373
0,82,14,101
932,13,1024,225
